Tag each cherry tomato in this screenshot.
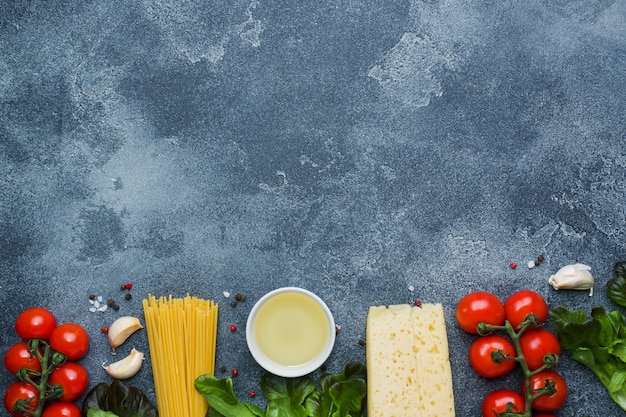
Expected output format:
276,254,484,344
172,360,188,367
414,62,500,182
519,328,561,371
481,389,525,417
456,292,505,334
523,370,567,412
41,401,81,417
3,381,39,417
4,342,42,375
468,335,516,378
47,362,89,402
14,307,57,340
49,323,89,360
504,290,549,329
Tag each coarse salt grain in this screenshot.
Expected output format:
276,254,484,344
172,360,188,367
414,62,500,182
528,261,536,269
89,295,108,313
223,291,231,298
408,285,414,292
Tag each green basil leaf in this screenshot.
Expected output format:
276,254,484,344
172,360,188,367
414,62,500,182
608,370,626,394
609,340,626,362
81,381,157,417
194,374,263,417
303,391,322,417
87,409,120,417
608,261,626,307
265,396,308,417
196,362,366,417
260,375,315,405
329,379,366,417
549,305,626,411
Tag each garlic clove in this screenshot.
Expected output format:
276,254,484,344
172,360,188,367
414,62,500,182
107,316,144,349
102,348,144,379
548,263,595,296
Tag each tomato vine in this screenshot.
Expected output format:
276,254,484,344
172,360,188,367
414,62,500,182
9,339,67,417
4,308,90,417
478,316,560,416
458,290,566,417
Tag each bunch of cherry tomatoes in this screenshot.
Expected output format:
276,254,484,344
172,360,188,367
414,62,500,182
3,307,90,417
456,290,567,417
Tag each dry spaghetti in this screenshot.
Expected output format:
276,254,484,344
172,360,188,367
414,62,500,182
142,294,218,417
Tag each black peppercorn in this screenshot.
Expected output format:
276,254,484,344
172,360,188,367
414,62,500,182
107,298,116,306
230,301,237,308
89,294,96,300
358,339,366,346
537,254,545,262
125,293,132,301
220,365,227,373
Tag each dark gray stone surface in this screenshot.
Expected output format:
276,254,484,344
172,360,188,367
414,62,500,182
1,0,625,415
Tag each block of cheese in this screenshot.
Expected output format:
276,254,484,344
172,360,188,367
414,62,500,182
366,303,455,417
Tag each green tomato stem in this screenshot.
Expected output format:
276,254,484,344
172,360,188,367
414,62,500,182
481,315,560,417
14,339,66,417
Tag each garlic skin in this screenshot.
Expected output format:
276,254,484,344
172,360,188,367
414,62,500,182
549,263,595,296
102,348,144,379
107,316,144,349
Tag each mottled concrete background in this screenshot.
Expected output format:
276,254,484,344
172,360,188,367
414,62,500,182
1,0,625,415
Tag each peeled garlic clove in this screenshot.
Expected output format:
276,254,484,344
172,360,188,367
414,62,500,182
107,316,143,349
102,348,144,379
548,263,595,296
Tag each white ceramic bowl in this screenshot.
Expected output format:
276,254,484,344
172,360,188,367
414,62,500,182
246,287,336,377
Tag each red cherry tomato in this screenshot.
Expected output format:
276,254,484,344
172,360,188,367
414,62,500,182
3,381,39,417
468,335,517,378
4,342,42,375
41,401,81,417
519,328,561,371
523,370,568,412
456,292,505,334
481,389,525,417
504,290,549,329
47,362,89,402
14,308,57,340
49,323,89,360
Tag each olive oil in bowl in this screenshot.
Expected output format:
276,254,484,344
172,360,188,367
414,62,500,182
246,287,335,377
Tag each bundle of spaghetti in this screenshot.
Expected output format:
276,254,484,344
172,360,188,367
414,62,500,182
142,294,218,417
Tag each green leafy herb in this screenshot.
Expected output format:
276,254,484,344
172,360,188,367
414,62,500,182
81,380,158,417
549,305,626,411
608,261,626,307
87,410,120,417
194,361,366,417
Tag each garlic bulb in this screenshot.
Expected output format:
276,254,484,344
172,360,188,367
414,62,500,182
107,316,143,349
102,348,144,379
548,263,594,296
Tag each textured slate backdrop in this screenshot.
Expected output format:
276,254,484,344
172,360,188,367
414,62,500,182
1,1,626,415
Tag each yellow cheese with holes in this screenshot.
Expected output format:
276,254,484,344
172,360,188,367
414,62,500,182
366,303,455,417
